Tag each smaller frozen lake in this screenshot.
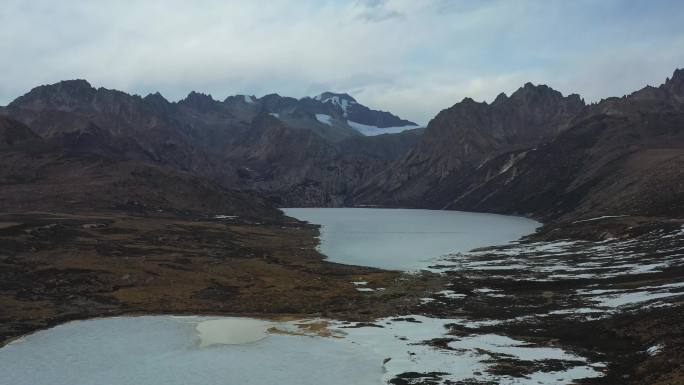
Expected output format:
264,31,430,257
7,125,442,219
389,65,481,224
282,208,539,270
0,315,603,385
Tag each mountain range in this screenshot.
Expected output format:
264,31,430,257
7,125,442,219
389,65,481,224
2,69,683,223
0,81,422,207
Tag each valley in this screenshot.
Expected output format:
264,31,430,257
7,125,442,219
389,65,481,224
0,70,683,384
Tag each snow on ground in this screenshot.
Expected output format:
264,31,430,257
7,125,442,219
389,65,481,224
444,227,684,281
647,344,664,356
592,290,683,308
213,214,238,220
436,289,467,299
427,226,684,322
449,333,581,361
584,281,684,308
347,120,418,136
572,215,629,223
499,151,529,174
315,113,333,126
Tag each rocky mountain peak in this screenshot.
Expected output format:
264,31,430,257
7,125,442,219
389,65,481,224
459,97,480,104
505,82,585,117
313,92,358,115
223,94,257,104
663,68,684,96
144,91,167,101
510,82,560,101
306,91,417,129
179,91,217,111
55,79,94,92
143,92,170,105
143,92,172,113
314,92,357,104
258,93,299,112
492,92,509,105
9,79,97,111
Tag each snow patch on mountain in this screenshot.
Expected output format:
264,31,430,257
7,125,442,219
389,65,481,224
314,93,356,116
347,120,418,136
315,114,333,126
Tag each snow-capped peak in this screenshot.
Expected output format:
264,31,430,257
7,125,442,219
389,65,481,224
313,92,357,116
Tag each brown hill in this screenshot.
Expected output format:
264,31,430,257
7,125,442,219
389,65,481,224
0,117,280,219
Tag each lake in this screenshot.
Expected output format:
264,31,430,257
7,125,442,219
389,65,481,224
282,208,540,270
0,315,602,385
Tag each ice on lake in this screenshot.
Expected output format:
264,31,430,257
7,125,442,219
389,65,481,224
0,315,603,385
0,316,381,385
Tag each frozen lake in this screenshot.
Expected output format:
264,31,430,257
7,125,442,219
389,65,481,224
0,316,380,385
0,315,603,385
282,208,539,270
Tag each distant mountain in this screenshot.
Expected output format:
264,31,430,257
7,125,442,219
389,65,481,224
246,91,420,141
4,70,683,217
312,92,418,134
0,81,422,207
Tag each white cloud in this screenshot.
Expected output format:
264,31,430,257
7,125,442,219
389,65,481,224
1,0,683,124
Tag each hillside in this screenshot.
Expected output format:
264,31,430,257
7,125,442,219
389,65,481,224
440,69,684,222
0,116,280,220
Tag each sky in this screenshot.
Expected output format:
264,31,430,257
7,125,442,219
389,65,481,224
1,0,684,124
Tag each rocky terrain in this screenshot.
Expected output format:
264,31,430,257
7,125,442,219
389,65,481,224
2,70,683,216
440,69,684,223
0,81,422,207
409,215,684,384
353,83,586,208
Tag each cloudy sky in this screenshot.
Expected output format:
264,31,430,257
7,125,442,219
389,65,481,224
1,0,684,124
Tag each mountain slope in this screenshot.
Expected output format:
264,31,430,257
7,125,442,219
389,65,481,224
352,83,585,207
219,113,421,206
1,82,422,207
0,117,41,149
442,69,684,221
312,92,418,134
0,116,280,219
